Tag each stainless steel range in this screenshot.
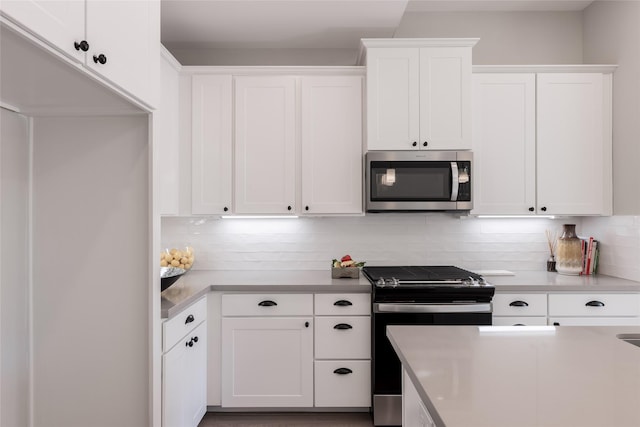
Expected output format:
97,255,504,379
362,266,495,426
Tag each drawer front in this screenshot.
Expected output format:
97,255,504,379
492,293,547,316
222,293,313,316
548,293,640,317
314,360,371,407
314,294,371,316
163,296,207,352
314,316,370,359
492,316,548,326
549,317,640,326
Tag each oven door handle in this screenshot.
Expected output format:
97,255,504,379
374,303,492,314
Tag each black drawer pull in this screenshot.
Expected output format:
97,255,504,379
334,323,353,330
334,300,353,307
553,322,560,326
509,301,529,307
185,314,195,324
258,300,277,307
333,368,353,375
586,300,605,307
513,324,526,326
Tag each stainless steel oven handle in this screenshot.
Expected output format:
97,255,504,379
374,303,492,314
450,162,459,201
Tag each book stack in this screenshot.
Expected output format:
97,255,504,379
580,237,599,275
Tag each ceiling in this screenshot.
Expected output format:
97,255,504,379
161,0,595,50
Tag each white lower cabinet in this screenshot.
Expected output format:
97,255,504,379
314,360,371,407
221,316,314,407
163,298,207,427
492,292,547,326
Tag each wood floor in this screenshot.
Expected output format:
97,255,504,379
198,412,374,427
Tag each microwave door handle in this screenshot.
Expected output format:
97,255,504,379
450,162,459,201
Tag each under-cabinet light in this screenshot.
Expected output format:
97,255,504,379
476,215,556,219
478,326,556,334
220,215,299,219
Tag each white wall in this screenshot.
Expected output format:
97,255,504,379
396,11,584,64
583,0,640,215
0,108,30,427
31,116,150,427
162,215,581,272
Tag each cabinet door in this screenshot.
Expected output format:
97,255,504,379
221,317,313,407
537,73,606,215
471,74,536,215
191,75,233,214
366,48,420,150
419,47,472,150
235,76,297,214
85,0,160,107
163,335,188,427
186,322,207,427
0,0,85,63
301,76,363,214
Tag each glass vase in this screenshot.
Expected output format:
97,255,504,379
555,224,582,275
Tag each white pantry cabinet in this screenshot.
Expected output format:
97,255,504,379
221,294,314,407
472,68,614,216
191,74,233,214
163,297,207,427
234,75,297,214
362,39,476,151
0,0,160,107
300,76,363,214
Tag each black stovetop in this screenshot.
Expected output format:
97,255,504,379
362,265,483,282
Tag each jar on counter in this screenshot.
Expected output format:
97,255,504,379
555,224,582,275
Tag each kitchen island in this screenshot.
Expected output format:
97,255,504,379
387,325,640,427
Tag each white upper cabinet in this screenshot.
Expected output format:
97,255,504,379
0,0,160,108
472,67,613,216
536,73,609,216
300,76,363,214
362,39,477,151
472,73,536,215
234,75,297,214
191,74,233,215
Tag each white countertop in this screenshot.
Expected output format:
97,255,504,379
387,325,640,427
483,270,640,292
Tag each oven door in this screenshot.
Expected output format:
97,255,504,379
372,306,491,426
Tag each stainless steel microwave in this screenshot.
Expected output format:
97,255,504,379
365,151,473,212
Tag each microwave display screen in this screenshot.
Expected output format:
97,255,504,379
371,161,452,201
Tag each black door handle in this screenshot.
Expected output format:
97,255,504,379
509,301,529,307
333,368,353,375
334,323,353,330
287,205,292,211
192,336,198,343
74,40,89,52
334,300,353,307
186,338,194,347
540,206,547,212
528,207,535,212
412,141,417,147
585,300,605,307
422,141,428,147
93,54,107,65
258,300,277,307
553,322,560,326
185,314,195,324
223,207,228,212
305,321,310,328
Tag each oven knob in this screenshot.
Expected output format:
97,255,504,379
391,278,399,288
376,278,386,288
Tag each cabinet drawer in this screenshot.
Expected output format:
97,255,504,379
492,293,547,316
222,294,313,316
548,293,640,317
164,296,207,352
315,316,370,359
314,360,371,407
492,316,548,326
315,294,371,315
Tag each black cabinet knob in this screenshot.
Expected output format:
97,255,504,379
541,206,547,212
334,300,353,307
223,207,228,212
74,40,89,52
192,336,199,343
305,321,310,328
93,54,107,65
258,300,277,307
305,206,309,211
186,339,194,347
553,322,560,326
423,141,428,147
528,207,535,212
412,141,417,147
509,301,529,307
185,314,195,324
287,205,292,211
